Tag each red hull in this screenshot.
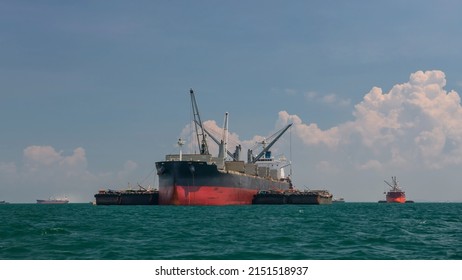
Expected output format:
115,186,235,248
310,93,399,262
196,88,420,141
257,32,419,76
386,192,406,203
159,185,258,206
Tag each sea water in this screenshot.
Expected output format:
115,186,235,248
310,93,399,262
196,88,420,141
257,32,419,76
0,203,461,260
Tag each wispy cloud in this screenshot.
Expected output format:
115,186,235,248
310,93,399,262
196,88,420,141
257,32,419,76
284,88,298,96
304,91,351,107
304,91,317,99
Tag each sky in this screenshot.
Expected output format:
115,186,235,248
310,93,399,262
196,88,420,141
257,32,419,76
2,0,462,202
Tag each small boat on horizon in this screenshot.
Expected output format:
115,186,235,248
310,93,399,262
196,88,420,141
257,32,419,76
332,197,345,203
382,176,406,203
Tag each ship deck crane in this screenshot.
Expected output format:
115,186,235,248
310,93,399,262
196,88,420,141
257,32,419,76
190,89,209,155
195,120,239,161
251,123,292,163
384,176,401,191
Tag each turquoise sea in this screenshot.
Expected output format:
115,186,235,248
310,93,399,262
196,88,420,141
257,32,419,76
0,203,461,260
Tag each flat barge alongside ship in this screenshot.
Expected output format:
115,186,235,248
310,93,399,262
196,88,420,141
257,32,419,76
252,189,333,205
252,190,288,204
94,186,158,205
288,190,333,204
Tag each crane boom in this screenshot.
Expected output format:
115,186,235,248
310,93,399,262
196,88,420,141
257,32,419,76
252,123,292,163
385,176,400,190
190,89,209,155
196,120,237,160
384,180,394,188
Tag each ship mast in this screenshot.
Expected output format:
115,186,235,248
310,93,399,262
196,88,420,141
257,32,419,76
218,112,229,161
216,112,229,169
190,89,209,155
178,138,185,161
199,124,238,160
384,176,400,191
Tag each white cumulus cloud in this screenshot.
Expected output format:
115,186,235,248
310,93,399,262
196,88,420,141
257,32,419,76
278,70,462,170
23,146,88,176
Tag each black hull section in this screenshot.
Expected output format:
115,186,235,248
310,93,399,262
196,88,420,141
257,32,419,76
252,193,287,204
94,193,119,205
119,193,158,205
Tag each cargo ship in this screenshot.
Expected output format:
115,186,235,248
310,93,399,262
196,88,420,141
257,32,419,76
155,89,293,205
94,185,158,205
383,176,406,203
36,197,69,204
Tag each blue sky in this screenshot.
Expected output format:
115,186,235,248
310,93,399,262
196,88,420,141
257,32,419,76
2,0,462,202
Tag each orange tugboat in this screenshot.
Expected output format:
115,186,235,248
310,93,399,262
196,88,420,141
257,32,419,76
383,176,406,203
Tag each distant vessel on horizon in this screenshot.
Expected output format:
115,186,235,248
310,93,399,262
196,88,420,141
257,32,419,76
36,197,69,204
383,176,406,203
